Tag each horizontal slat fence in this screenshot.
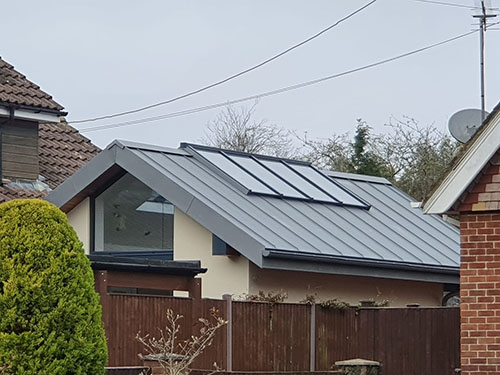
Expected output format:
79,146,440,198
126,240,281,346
102,295,459,375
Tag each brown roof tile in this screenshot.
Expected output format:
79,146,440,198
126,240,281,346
0,121,100,204
0,57,64,112
0,185,47,202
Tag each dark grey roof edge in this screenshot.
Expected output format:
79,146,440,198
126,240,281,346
181,142,311,165
107,139,191,156
262,249,459,284
46,147,118,208
88,254,207,276
324,170,391,185
117,147,266,266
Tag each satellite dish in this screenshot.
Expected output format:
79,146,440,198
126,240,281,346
448,109,489,143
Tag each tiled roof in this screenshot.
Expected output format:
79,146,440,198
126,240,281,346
0,185,46,202
39,122,100,189
0,122,100,203
0,57,64,112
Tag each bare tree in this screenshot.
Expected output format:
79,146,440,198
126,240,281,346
137,308,227,375
379,117,458,201
301,117,459,201
201,103,298,158
301,132,352,172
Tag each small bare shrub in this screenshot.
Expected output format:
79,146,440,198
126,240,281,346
320,298,351,310
242,290,288,303
137,308,227,375
359,299,389,307
300,294,318,305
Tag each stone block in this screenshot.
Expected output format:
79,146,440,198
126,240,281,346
335,358,381,375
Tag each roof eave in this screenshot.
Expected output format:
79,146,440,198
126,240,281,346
88,254,207,276
424,107,500,214
262,249,459,284
0,103,66,123
45,146,118,209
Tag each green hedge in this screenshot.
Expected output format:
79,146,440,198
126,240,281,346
0,199,107,374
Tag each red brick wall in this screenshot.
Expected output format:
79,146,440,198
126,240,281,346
460,213,500,374
457,152,500,212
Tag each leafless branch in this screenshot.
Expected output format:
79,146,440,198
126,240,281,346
201,103,299,158
137,308,227,375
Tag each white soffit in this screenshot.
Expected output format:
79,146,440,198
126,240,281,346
424,108,500,214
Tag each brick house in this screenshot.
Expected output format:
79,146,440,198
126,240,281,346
425,102,500,374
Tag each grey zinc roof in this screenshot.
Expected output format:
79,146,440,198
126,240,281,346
46,140,460,284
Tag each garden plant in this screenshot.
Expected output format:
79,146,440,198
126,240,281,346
0,199,107,375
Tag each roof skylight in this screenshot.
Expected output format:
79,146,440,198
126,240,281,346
191,146,368,208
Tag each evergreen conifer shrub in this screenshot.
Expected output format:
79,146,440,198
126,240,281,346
0,199,107,374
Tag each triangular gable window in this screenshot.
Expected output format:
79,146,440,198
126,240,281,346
93,173,173,256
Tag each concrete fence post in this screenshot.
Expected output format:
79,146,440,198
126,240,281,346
223,294,233,371
310,303,316,371
335,358,381,375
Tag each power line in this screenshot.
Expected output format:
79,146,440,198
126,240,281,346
70,0,377,124
412,0,483,9
80,28,479,134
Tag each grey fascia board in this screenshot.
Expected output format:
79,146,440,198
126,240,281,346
115,147,266,267
262,249,459,284
46,147,118,208
114,147,195,213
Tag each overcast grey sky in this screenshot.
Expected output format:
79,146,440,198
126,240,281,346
1,0,499,149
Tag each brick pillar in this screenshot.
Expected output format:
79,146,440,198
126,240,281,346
460,213,500,374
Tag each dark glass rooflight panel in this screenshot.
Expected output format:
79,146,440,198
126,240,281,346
230,154,309,199
259,159,336,202
196,149,275,195
290,164,367,207
191,145,368,208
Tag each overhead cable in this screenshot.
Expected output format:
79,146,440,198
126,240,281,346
80,29,478,134
412,0,484,9
70,0,377,124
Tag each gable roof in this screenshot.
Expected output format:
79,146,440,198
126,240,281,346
0,57,64,113
0,122,100,203
424,102,500,214
47,140,460,284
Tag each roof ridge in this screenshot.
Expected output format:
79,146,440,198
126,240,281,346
324,170,391,185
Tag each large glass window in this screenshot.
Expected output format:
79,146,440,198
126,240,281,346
94,174,173,252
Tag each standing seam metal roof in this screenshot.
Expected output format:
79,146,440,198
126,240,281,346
129,143,460,269
46,140,460,280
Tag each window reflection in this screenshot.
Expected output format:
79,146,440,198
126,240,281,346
94,174,173,252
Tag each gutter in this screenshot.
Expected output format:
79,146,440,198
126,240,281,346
262,248,459,276
0,104,63,123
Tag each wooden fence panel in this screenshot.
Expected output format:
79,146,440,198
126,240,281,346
231,301,311,372
192,298,228,370
106,294,193,366
315,306,460,375
101,294,459,375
